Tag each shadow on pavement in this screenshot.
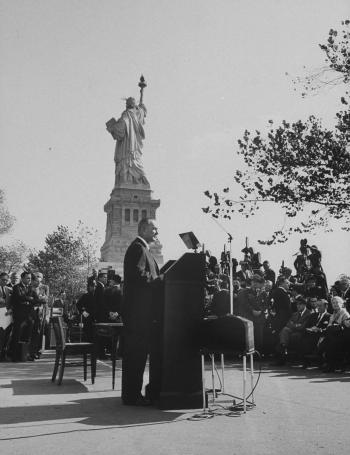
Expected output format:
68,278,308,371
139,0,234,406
263,364,350,383
0,396,184,427
0,358,113,382
1,379,89,395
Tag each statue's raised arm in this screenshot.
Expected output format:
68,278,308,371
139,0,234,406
106,75,149,187
138,74,147,105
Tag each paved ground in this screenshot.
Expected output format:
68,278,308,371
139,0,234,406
0,352,350,455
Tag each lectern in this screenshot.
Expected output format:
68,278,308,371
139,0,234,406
150,252,205,409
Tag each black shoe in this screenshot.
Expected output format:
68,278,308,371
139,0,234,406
123,395,152,406
135,396,152,406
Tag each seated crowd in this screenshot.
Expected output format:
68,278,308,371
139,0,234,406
205,240,350,373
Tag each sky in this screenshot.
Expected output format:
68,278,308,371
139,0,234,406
0,0,349,283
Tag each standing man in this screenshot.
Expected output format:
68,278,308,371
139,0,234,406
122,218,160,406
0,272,12,361
236,275,266,351
30,272,49,358
11,272,38,361
270,278,292,333
95,272,107,320
103,274,122,322
76,278,97,342
95,272,108,358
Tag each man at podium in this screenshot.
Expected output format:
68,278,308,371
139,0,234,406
121,218,160,406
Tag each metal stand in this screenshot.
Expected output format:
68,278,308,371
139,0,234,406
250,352,255,405
220,353,225,394
201,351,255,414
201,354,207,413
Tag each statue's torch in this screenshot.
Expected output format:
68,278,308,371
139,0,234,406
138,74,147,104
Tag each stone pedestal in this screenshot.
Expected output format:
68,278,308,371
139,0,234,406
100,181,163,276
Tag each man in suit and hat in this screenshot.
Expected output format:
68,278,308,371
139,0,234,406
121,218,161,406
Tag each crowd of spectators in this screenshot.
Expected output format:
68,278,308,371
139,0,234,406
205,240,350,372
74,271,122,358
0,271,49,362
1,239,349,374
0,269,122,362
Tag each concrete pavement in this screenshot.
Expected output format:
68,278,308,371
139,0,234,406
0,352,350,455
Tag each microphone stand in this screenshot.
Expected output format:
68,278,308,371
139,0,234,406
211,218,234,315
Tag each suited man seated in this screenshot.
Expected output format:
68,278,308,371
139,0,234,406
276,296,311,365
301,298,330,368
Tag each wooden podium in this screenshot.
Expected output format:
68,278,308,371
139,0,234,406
149,252,206,409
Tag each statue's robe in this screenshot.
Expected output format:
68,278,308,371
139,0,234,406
113,104,149,185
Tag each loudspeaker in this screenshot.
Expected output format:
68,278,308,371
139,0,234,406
199,315,255,354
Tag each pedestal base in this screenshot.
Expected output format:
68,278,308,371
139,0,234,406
100,184,163,274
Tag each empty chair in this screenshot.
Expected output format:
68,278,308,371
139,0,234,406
51,316,96,385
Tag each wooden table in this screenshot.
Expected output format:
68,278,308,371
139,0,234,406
94,322,123,389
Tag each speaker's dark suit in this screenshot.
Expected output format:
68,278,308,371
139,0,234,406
121,237,159,404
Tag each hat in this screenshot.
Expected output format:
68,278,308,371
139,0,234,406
295,296,307,306
252,274,265,284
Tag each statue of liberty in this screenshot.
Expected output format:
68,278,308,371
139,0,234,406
106,76,149,187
